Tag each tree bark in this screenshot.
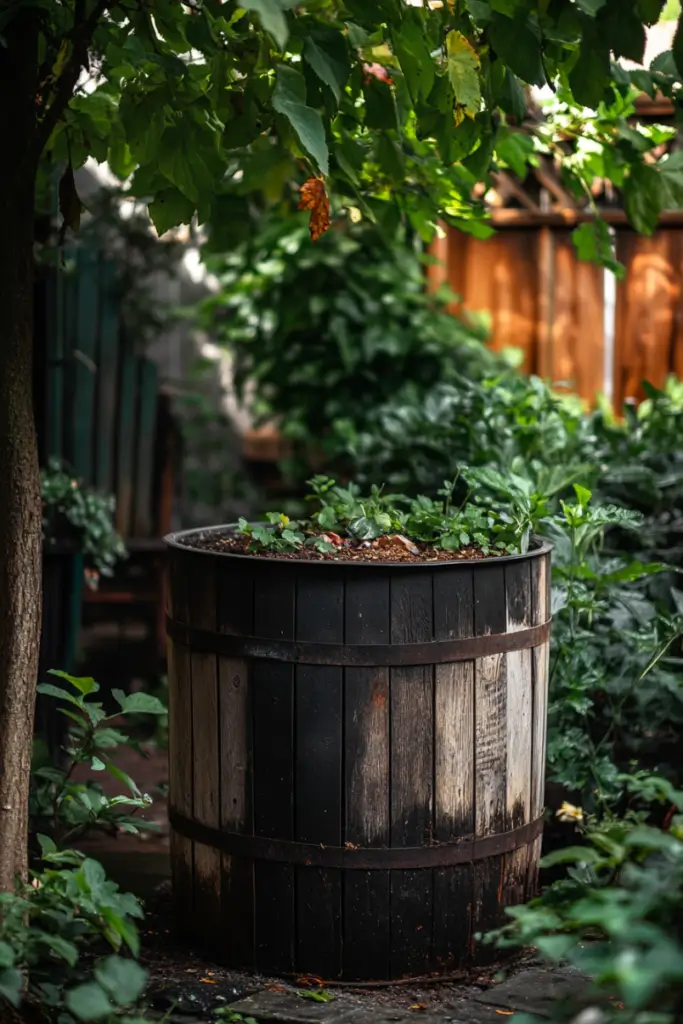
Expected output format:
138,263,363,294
0,17,42,890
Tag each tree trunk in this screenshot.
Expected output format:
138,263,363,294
0,17,42,890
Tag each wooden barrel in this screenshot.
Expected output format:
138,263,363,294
165,530,552,981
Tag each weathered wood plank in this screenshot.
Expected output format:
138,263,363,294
529,554,550,895
188,557,221,939
473,564,507,962
433,568,475,969
344,572,391,981
390,573,434,978
167,552,193,926
503,560,533,909
71,248,99,482
115,348,137,538
132,359,158,538
252,564,296,974
295,569,343,979
218,561,255,967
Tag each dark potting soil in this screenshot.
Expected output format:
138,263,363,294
180,532,503,564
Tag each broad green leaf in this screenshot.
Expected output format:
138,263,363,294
572,220,625,277
495,128,535,177
488,14,545,87
272,65,329,176
540,845,601,866
36,683,84,708
569,37,610,108
376,135,405,185
465,0,492,19
48,669,99,695
446,31,481,123
242,0,288,49
624,162,662,234
112,689,167,715
497,68,527,122
95,955,148,1007
37,833,57,857
392,18,435,102
303,32,350,103
363,78,399,131
148,187,195,236
67,982,115,1021
0,942,14,969
0,969,22,1008
636,0,665,22
41,933,79,967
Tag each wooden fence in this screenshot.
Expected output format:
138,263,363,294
430,219,683,406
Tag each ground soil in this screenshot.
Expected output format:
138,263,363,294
180,532,503,564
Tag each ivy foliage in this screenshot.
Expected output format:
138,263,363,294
11,0,683,265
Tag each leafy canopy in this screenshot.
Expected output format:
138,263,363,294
10,0,683,261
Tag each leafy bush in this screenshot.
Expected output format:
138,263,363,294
0,672,166,1022
492,785,683,1023
200,216,509,475
31,671,166,847
0,846,148,1021
233,469,554,557
42,460,127,587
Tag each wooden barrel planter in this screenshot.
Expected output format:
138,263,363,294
164,530,552,981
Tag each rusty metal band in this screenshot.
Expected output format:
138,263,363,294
166,616,550,667
168,809,544,869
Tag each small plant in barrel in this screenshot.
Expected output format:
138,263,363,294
224,470,552,563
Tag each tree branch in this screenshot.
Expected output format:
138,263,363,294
34,0,114,160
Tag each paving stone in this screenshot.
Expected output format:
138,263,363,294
470,966,591,1017
229,989,534,1024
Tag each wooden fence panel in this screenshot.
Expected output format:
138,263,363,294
436,223,683,406
442,229,539,372
546,231,604,400
614,229,682,406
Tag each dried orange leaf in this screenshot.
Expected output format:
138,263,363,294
200,977,217,984
410,1004,426,1011
495,1012,514,1016
298,176,331,241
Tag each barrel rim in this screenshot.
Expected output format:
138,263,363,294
164,526,553,569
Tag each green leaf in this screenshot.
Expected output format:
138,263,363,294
497,68,527,122
363,78,398,131
242,0,288,49
392,18,436,102
148,187,195,236
488,14,545,86
569,34,610,108
573,483,592,506
624,162,662,234
112,689,167,716
0,942,14,969
495,128,535,177
446,30,482,122
36,683,84,708
66,982,115,1021
0,969,22,1008
41,933,79,968
48,669,99,695
376,135,405,185
272,65,329,176
572,220,625,277
37,833,57,857
636,0,665,22
95,955,148,1007
540,845,601,866
303,33,350,103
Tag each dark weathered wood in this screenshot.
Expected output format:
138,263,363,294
343,572,391,980
167,553,193,926
133,358,158,538
390,573,434,978
295,570,343,978
217,560,255,966
503,561,533,909
529,554,551,895
70,248,98,482
252,564,296,974
187,557,221,939
115,347,136,537
473,564,507,963
433,567,475,969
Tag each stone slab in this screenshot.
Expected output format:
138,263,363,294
470,966,590,1016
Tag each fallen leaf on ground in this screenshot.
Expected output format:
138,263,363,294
298,177,330,241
